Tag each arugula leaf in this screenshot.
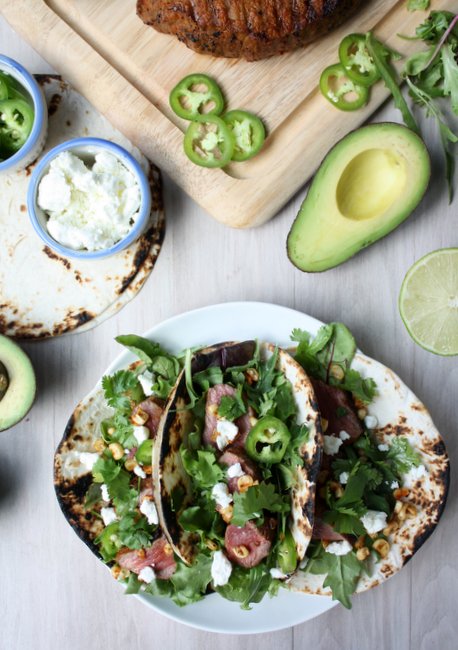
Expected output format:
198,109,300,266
168,553,213,607
178,506,216,534
323,510,366,537
84,483,102,509
115,335,171,366
193,366,224,391
102,370,144,411
306,547,364,609
180,447,225,488
124,573,142,595
336,369,377,404
441,43,458,114
218,385,247,420
232,482,290,526
407,0,430,11
387,437,422,473
216,564,273,610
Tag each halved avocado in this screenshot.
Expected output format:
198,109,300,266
0,335,36,432
287,123,430,272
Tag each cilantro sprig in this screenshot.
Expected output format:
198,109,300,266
232,482,290,526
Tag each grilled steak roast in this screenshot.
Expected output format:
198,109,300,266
137,0,364,60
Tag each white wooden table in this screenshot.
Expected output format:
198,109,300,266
1,17,457,650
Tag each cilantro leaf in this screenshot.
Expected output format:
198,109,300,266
232,482,290,526
180,447,225,488
282,423,309,467
387,437,422,473
102,370,144,411
216,564,273,610
218,385,247,420
336,369,377,404
441,43,458,114
117,513,154,550
306,547,364,609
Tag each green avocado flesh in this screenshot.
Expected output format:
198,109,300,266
287,123,430,272
0,335,36,432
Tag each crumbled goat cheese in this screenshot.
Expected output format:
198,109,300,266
134,465,147,479
140,499,158,525
79,452,99,470
101,507,117,526
133,425,150,445
138,370,155,397
38,150,141,251
138,566,156,584
325,540,353,556
378,443,389,452
101,484,110,503
323,435,343,456
339,472,349,485
390,481,399,490
364,415,378,429
211,482,233,509
211,551,233,587
270,568,289,579
402,464,427,488
339,430,351,441
360,510,387,534
215,419,239,451
227,463,245,479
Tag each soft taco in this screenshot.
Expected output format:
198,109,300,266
54,322,449,610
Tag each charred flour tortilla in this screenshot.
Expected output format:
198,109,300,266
0,76,165,340
288,349,449,603
153,341,323,566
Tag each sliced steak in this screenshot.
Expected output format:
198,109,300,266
137,0,364,61
116,536,176,579
131,397,165,438
203,384,252,449
219,446,260,493
138,477,153,504
312,517,346,542
225,520,275,568
311,378,363,441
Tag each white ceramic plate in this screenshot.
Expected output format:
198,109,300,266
104,301,337,634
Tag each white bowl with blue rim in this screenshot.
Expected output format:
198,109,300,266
0,54,48,174
27,137,152,260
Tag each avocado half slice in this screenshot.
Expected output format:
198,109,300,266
287,123,430,272
0,335,36,432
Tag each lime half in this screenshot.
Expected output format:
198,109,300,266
399,248,458,356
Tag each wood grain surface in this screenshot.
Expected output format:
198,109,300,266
1,0,456,227
0,14,457,650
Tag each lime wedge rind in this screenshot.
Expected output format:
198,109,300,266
399,248,458,357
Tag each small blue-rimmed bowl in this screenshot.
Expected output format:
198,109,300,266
0,54,48,174
27,137,152,260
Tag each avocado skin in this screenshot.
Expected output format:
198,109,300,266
0,361,9,400
0,335,36,432
287,123,431,273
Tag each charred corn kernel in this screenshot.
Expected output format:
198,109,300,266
208,404,218,416
93,438,106,453
233,545,249,559
249,416,258,427
131,407,149,426
220,505,233,523
237,475,258,493
356,547,370,561
321,418,329,433
109,442,124,460
111,565,122,580
355,535,367,550
163,543,174,556
393,487,410,500
107,427,116,436
321,540,330,549
353,397,366,411
329,363,345,381
143,464,152,475
138,549,146,559
404,503,417,518
383,520,399,536
317,470,329,484
329,481,344,498
124,458,137,472
373,538,390,558
245,368,259,384
205,539,218,551
357,408,368,420
394,500,404,514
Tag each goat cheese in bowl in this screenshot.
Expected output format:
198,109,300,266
27,138,151,259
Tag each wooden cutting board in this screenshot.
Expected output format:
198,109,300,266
1,0,455,227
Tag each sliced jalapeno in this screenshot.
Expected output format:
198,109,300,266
223,110,266,162
339,34,380,87
170,73,224,121
136,438,153,465
277,529,298,574
320,64,369,112
0,98,34,153
246,416,291,464
95,522,121,562
184,115,234,168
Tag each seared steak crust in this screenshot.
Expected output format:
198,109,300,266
137,0,364,60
